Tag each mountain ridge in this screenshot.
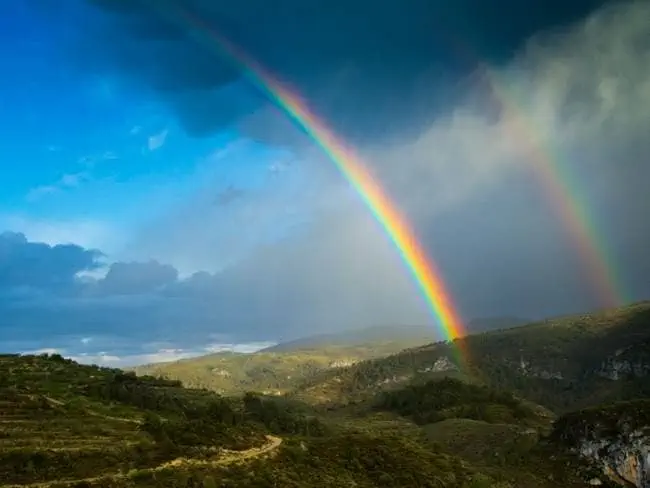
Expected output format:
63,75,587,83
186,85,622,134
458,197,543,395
3,301,650,486
289,300,650,412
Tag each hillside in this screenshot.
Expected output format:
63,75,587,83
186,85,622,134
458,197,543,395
290,301,650,411
466,316,529,333
3,352,616,488
373,377,547,427
3,352,628,487
131,329,437,395
131,318,528,396
0,353,272,486
4,303,650,487
261,324,437,351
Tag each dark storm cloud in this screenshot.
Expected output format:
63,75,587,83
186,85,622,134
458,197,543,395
0,232,183,298
0,231,101,291
124,0,650,328
68,0,607,145
94,260,179,295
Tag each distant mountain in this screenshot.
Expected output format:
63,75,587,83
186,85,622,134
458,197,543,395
290,301,650,412
261,325,437,352
466,316,530,333
264,319,528,352
130,321,530,396
131,326,435,395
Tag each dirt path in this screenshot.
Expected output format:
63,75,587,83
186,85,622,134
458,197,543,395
42,396,141,424
157,434,283,469
2,435,283,488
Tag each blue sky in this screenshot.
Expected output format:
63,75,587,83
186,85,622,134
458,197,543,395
0,2,306,265
0,0,648,366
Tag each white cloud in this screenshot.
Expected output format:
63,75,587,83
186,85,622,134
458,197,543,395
32,342,279,368
204,342,277,354
125,343,276,366
59,172,86,187
366,0,650,220
148,129,169,151
268,159,292,175
209,139,249,160
26,171,91,202
21,348,62,356
69,352,122,365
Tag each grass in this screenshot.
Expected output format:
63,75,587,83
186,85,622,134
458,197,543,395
0,354,277,486
422,418,536,462
0,381,166,485
288,301,650,411
130,338,436,396
3,302,650,487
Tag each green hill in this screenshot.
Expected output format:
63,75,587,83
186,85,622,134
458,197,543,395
0,355,493,486
0,353,271,486
4,302,650,487
290,301,650,411
131,330,436,396
261,324,439,351
131,319,528,397
373,377,546,427
2,350,623,487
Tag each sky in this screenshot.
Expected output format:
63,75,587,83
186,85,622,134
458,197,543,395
0,0,649,366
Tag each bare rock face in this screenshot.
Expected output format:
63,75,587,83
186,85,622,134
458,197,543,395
551,400,650,488
328,359,358,369
597,344,650,381
516,356,564,380
417,356,458,373
578,429,650,487
598,358,650,381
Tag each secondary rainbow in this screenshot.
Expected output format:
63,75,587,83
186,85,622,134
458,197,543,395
146,5,466,343
483,68,622,308
436,29,623,309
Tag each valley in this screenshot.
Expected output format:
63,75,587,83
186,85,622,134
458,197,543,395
1,302,650,487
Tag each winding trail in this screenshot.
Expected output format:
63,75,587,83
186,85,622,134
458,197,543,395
43,396,141,424
2,435,283,488
4,396,283,487
158,434,283,469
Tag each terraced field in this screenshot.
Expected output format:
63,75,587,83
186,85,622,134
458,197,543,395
0,354,275,487
2,304,646,488
1,361,149,485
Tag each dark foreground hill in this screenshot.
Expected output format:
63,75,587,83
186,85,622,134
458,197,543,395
3,351,642,487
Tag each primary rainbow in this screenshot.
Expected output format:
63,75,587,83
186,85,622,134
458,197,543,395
148,5,466,343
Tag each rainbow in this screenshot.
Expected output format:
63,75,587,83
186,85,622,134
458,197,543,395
144,4,466,345
426,25,622,309
482,68,622,308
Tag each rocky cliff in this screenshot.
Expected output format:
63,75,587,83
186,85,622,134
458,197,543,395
551,400,650,487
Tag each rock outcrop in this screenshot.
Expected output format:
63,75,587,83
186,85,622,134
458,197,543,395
417,356,458,373
578,428,650,487
551,400,650,487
